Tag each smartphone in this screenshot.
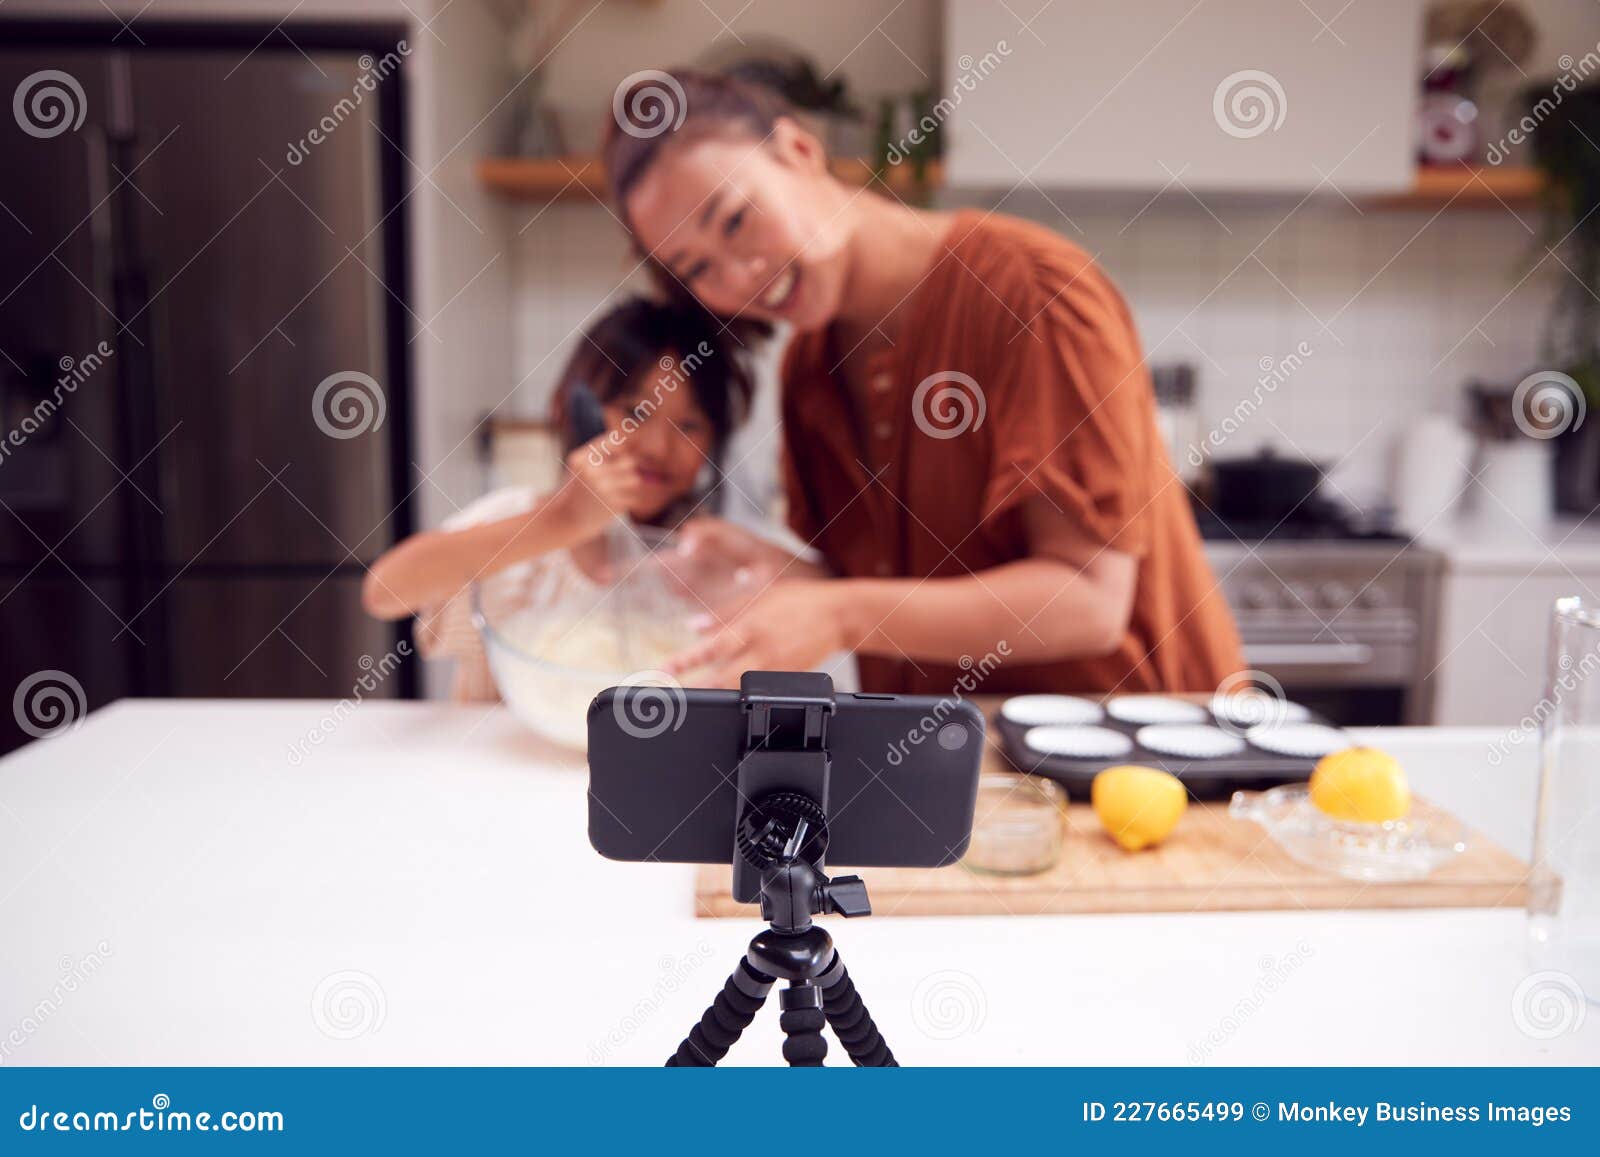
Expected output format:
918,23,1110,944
587,686,983,869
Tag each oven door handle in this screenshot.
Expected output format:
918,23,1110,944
1243,643,1375,667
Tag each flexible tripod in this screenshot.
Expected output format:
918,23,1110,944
667,793,898,1066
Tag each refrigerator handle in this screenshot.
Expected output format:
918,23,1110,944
81,126,116,338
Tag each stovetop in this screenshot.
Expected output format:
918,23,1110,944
1190,495,1410,546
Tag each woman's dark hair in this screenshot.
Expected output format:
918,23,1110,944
602,69,796,344
551,296,755,522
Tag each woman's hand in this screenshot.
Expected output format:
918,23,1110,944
557,441,643,534
664,579,851,687
675,516,826,586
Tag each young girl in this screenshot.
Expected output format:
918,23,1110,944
363,296,755,698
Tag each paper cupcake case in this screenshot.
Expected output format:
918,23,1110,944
995,693,1349,801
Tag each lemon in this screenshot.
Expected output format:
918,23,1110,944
1309,746,1410,823
1091,765,1187,852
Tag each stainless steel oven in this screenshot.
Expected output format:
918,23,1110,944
1204,541,1442,726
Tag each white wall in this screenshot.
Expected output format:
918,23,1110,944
19,0,1600,517
504,0,1600,515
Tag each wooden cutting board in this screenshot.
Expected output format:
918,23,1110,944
693,799,1529,917
694,703,1529,918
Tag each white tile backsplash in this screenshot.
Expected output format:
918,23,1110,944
506,192,1562,517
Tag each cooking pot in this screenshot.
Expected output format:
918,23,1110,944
1209,447,1325,524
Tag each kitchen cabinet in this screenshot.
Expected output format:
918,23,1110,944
1428,536,1600,726
942,0,1421,194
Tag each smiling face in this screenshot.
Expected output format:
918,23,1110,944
602,354,715,521
623,121,855,333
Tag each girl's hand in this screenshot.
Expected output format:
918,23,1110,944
663,579,852,687
560,441,643,533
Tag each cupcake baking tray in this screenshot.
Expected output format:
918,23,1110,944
994,694,1349,800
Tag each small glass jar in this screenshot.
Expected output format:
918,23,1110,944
1530,596,1600,1003
963,773,1065,876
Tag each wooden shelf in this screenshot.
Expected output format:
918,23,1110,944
478,156,1543,212
476,155,943,203
1373,165,1546,208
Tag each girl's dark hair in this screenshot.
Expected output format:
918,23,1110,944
551,296,754,521
602,69,796,345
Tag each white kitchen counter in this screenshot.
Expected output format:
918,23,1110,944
1420,513,1600,574
1,700,1594,1067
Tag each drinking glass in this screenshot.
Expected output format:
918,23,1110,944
1530,596,1600,1003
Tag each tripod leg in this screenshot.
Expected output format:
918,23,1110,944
665,958,774,1067
778,983,828,1066
818,952,898,1067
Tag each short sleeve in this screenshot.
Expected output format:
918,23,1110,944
980,258,1156,558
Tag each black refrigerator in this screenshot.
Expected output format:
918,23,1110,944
0,21,416,753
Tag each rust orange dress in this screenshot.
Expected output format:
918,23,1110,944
780,209,1244,696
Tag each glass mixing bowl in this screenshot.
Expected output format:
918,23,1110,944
473,524,758,749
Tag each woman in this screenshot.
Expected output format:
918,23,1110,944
603,71,1243,695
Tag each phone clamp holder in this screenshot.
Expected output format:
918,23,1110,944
665,672,898,1067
